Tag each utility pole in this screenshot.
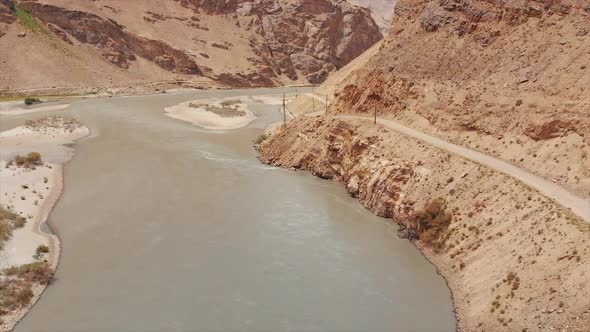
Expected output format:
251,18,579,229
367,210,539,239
374,106,377,125
325,95,328,117
283,93,287,126
312,95,315,113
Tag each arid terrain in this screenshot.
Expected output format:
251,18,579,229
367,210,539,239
1,0,588,331
0,0,382,95
327,0,590,198
259,0,590,331
0,116,89,331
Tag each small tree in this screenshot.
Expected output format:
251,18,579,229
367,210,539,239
26,152,42,165
33,245,50,260
24,97,41,106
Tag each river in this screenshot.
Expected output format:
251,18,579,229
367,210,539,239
2,88,455,332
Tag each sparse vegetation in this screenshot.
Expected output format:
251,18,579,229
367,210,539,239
220,99,241,106
255,134,268,145
0,262,54,320
14,152,43,168
14,5,44,33
4,262,53,285
0,207,27,250
33,245,50,260
189,102,246,117
409,198,453,251
24,97,41,106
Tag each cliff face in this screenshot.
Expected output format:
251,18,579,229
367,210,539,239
259,116,590,332
328,0,590,197
0,0,382,92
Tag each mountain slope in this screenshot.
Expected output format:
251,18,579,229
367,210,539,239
0,0,382,93
329,0,590,197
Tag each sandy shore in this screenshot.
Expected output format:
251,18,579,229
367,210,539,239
0,104,71,117
0,118,89,332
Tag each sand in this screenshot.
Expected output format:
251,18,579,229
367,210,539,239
0,119,89,332
0,104,71,116
164,98,257,130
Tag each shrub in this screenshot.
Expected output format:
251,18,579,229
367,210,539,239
14,152,42,168
26,152,42,165
33,245,50,260
24,97,41,106
5,262,54,285
255,134,268,145
15,287,34,308
220,99,241,106
410,198,453,251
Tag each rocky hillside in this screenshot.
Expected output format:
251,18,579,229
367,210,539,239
258,0,590,331
0,0,382,93
259,116,590,332
328,0,590,198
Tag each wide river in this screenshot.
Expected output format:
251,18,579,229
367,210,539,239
3,88,455,332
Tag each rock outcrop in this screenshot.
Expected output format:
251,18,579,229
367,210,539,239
0,0,382,91
326,0,590,197
21,3,202,75
259,116,590,332
175,0,382,84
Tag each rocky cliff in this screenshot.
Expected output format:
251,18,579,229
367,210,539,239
258,0,590,331
259,116,590,332
0,0,382,93
328,0,590,198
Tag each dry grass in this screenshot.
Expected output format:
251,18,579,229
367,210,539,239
0,262,54,321
14,152,43,168
0,207,27,250
410,198,453,251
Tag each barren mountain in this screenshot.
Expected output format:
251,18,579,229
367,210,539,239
0,0,382,94
328,0,590,198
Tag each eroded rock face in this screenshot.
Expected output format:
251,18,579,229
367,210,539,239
176,0,383,84
0,2,16,38
20,3,202,75
1,0,381,88
258,116,590,332
330,0,589,141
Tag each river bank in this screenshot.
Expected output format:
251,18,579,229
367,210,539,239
258,116,590,332
8,88,456,332
0,117,89,331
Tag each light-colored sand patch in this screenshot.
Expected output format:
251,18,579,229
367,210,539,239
0,117,89,332
0,119,89,164
165,99,256,130
0,161,61,269
0,104,71,116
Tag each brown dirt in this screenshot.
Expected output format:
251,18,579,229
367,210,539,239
324,0,589,198
0,0,382,92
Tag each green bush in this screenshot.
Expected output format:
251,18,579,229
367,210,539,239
24,97,41,106
14,152,42,167
33,245,50,260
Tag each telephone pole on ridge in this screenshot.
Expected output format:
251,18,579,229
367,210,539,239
283,93,287,126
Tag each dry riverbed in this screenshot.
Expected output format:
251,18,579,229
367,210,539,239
0,116,88,331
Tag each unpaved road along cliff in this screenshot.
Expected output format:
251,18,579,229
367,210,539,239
259,116,590,332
